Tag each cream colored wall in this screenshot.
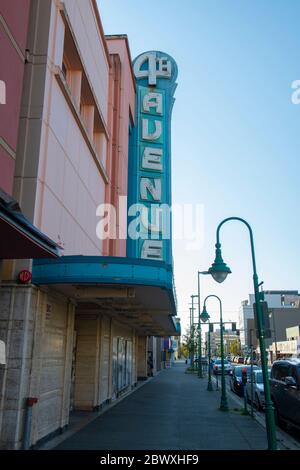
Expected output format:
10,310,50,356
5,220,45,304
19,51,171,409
74,314,100,410
0,285,74,449
99,316,111,404
137,336,148,379
73,314,136,410
0,285,40,449
31,292,74,444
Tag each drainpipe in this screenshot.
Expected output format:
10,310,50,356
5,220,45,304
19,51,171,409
23,397,38,449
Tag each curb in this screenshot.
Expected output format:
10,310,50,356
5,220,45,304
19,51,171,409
211,376,300,450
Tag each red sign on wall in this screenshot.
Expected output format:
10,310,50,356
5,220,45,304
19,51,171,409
18,270,32,284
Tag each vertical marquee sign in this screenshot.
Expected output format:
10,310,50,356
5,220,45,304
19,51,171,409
127,51,178,264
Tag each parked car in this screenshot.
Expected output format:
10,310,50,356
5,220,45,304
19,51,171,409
193,357,208,366
245,369,271,410
213,359,232,375
246,356,258,365
237,357,245,364
230,365,258,395
270,359,300,429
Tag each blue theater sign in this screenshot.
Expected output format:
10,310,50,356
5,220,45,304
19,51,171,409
127,51,178,264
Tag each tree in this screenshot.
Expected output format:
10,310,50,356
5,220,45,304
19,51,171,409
180,326,199,359
229,338,242,356
180,327,192,358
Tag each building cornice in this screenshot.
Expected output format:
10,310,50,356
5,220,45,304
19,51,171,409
105,35,136,92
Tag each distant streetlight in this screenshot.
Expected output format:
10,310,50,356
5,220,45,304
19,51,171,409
202,295,228,410
197,270,210,378
200,305,213,391
207,217,277,450
191,295,198,370
189,307,194,367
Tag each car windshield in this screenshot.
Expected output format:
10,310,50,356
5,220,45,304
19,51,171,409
215,360,229,365
255,372,263,383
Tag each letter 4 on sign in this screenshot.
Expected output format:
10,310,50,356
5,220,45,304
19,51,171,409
127,51,178,263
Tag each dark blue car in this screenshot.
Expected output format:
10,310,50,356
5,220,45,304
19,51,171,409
230,365,258,395
270,359,300,429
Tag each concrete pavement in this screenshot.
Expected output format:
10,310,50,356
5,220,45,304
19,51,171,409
51,361,269,450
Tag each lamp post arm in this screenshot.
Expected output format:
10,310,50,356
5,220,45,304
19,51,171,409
203,294,222,308
216,217,258,277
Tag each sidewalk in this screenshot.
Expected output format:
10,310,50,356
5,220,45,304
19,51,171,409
47,361,270,450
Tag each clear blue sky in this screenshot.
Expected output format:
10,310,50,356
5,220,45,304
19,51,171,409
100,0,300,331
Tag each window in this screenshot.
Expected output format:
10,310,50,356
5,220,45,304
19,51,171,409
61,28,82,108
59,14,107,167
62,61,67,79
93,131,107,165
255,372,263,384
290,366,299,385
272,363,290,381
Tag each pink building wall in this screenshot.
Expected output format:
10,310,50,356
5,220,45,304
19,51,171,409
105,36,136,257
0,0,30,194
13,0,111,257
2,2,136,260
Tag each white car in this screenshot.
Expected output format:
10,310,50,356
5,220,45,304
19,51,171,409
213,359,232,375
246,369,270,410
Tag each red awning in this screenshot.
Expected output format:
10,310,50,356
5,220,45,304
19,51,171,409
0,189,60,259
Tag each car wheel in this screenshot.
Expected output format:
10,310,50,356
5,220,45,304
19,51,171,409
273,403,287,430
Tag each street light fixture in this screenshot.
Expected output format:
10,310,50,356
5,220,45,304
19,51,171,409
200,306,213,391
202,295,228,410
208,245,231,283
207,216,277,450
200,305,210,323
197,270,210,378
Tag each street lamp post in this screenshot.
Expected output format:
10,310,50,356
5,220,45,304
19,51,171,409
207,217,277,450
201,296,228,410
197,272,203,378
197,270,211,378
189,307,193,367
207,324,213,391
250,328,254,419
191,295,197,370
200,305,213,391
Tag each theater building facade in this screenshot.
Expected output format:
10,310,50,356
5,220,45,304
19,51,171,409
0,0,178,449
